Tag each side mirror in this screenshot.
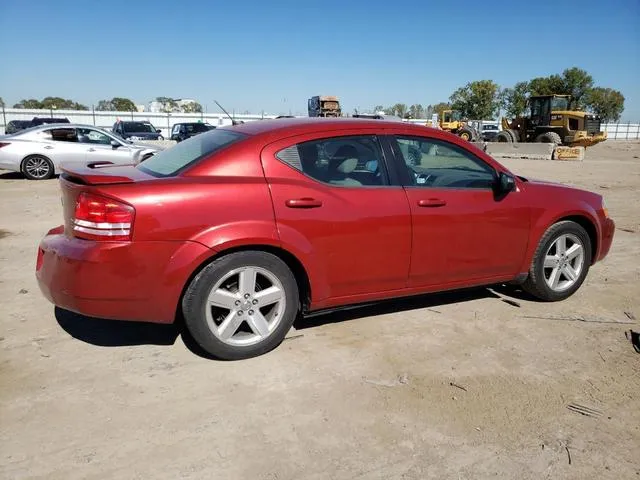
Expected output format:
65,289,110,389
497,172,516,193
110,140,120,149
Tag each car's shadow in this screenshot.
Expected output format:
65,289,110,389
55,285,533,360
0,172,26,180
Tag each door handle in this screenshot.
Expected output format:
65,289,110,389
87,148,96,152
418,198,447,208
44,145,54,150
285,198,323,208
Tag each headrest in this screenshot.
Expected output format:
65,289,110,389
335,157,358,174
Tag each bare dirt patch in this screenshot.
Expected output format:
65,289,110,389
0,142,638,479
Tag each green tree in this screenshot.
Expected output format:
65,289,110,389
500,81,530,118
393,103,408,118
373,105,384,113
431,102,451,118
155,96,179,113
182,101,203,113
561,67,593,109
450,80,501,119
111,97,136,111
528,74,565,97
96,99,114,111
13,99,43,109
408,104,425,119
585,87,625,122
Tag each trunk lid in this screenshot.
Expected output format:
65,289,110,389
59,163,155,238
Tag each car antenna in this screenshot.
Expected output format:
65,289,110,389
214,100,240,126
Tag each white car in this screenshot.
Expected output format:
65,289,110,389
0,123,163,180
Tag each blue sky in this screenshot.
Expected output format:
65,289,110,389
1,0,638,120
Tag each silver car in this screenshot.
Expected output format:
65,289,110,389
0,123,163,180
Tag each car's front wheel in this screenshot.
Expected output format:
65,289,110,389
182,251,300,360
522,220,592,301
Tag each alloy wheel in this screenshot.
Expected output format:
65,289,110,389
24,156,52,179
543,233,585,292
205,266,287,346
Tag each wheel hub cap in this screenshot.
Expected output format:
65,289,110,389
543,233,585,292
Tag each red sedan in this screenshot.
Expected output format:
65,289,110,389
36,118,615,360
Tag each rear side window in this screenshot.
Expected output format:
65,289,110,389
137,129,246,177
275,135,389,187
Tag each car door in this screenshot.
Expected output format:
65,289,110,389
389,134,531,287
77,127,134,165
261,131,411,301
38,127,88,168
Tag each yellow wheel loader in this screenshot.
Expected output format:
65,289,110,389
426,110,479,141
496,95,607,147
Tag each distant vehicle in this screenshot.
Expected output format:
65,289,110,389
481,124,500,141
35,118,614,360
352,113,404,122
31,117,71,126
170,122,214,142
308,95,342,117
0,123,162,180
112,120,164,141
5,120,34,135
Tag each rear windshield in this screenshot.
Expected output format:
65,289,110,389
137,128,245,177
186,123,210,133
123,122,155,133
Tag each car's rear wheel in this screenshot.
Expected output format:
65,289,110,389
22,155,54,180
182,251,299,360
522,221,592,301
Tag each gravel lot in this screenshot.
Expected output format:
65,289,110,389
1,142,639,480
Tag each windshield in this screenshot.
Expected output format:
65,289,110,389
186,123,210,133
123,122,156,133
551,97,569,111
138,128,245,177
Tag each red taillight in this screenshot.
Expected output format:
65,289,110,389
73,192,135,241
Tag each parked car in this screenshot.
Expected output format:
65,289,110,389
481,123,500,141
170,122,214,142
5,120,34,135
31,117,70,126
0,123,162,180
36,117,615,360
112,120,164,141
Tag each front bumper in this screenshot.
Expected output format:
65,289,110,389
596,217,615,262
36,226,213,323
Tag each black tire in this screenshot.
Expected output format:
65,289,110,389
535,131,562,145
182,251,300,360
509,129,520,142
495,131,513,143
21,155,54,180
522,221,592,301
458,127,475,142
158,135,165,141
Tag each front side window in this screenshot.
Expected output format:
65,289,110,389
395,136,495,189
77,128,112,145
137,128,245,177
275,135,388,187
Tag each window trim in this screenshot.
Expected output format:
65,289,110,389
388,134,498,190
273,133,397,189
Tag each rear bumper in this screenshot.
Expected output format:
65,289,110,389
36,226,213,323
596,217,615,262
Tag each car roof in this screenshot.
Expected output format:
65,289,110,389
221,117,429,137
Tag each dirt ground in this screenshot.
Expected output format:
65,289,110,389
1,142,639,480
